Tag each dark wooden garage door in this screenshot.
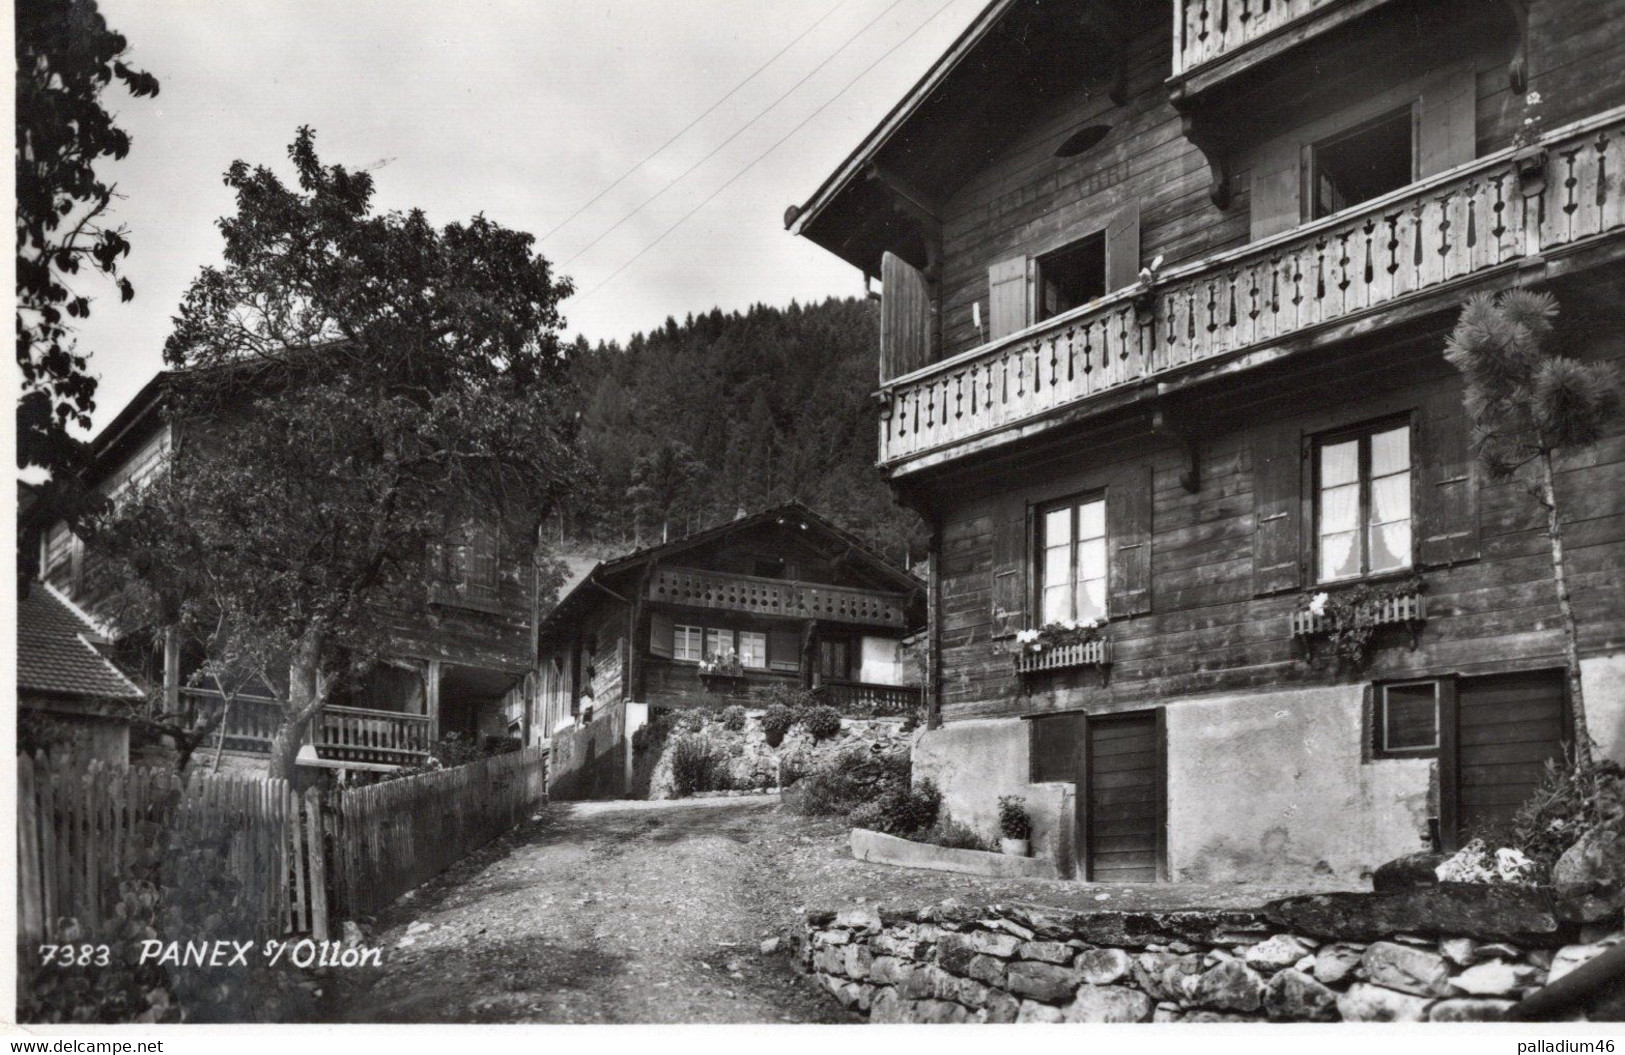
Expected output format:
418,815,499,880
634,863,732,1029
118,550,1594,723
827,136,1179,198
1453,670,1567,843
1086,712,1161,882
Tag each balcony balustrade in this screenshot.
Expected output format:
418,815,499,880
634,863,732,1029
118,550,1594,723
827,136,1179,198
876,109,1625,473
183,687,433,767
648,566,912,628
1173,0,1368,80
811,680,922,717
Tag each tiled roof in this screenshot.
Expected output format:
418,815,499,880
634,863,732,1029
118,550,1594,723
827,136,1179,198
16,585,144,700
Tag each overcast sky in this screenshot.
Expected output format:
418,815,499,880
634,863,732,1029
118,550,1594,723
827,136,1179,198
71,0,985,433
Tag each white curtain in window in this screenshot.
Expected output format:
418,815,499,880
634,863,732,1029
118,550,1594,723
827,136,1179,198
1319,439,1361,580
738,631,767,669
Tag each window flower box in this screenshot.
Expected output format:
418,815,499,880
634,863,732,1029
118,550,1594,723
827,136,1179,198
1293,578,1427,667
1011,620,1112,685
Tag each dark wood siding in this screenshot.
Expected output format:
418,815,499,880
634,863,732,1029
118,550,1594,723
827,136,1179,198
933,322,1625,723
1086,711,1160,883
1453,669,1568,842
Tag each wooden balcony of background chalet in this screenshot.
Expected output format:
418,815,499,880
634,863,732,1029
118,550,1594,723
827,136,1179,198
182,687,433,767
876,108,1625,475
1171,0,1398,94
810,679,922,717
647,565,912,629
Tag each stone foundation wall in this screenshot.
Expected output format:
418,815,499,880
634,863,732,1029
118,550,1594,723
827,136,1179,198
802,888,1621,1023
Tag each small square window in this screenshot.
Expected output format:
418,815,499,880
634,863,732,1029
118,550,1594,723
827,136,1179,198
1310,106,1416,219
1378,681,1440,756
1036,232,1106,322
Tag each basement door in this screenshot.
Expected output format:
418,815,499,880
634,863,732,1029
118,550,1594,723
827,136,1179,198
1444,669,1569,849
1081,710,1164,882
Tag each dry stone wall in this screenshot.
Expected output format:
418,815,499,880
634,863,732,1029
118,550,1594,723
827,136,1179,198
802,888,1622,1023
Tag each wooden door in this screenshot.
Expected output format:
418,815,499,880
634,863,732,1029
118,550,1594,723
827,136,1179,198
1446,669,1568,847
1083,710,1163,882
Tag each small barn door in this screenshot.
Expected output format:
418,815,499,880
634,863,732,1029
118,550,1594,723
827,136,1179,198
1444,669,1568,849
1082,710,1164,882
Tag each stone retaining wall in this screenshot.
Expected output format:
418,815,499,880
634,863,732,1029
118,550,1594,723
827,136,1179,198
802,888,1622,1023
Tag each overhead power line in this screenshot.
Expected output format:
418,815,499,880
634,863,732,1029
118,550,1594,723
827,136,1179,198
572,0,964,305
561,0,913,268
540,0,853,243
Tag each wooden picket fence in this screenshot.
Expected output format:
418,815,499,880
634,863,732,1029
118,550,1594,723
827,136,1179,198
330,745,549,919
16,745,548,946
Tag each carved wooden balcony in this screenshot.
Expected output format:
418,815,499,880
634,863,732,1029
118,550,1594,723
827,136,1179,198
1171,0,1398,95
876,109,1625,476
812,680,922,717
647,565,911,629
184,688,433,766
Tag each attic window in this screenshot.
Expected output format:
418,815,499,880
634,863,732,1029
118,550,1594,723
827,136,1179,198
1054,124,1111,158
1036,232,1106,322
1310,106,1416,219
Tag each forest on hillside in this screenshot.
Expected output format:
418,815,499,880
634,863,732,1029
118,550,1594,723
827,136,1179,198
558,297,924,564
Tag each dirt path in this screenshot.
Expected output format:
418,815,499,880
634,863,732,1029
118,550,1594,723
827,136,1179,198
325,796,858,1023
323,795,1330,1024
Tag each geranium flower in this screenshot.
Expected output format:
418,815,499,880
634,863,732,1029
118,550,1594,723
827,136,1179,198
1307,592,1330,617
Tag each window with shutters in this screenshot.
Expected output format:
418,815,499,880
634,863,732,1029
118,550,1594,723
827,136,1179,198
1035,232,1106,322
1037,494,1108,626
1315,418,1413,583
1374,679,1441,758
1309,105,1416,219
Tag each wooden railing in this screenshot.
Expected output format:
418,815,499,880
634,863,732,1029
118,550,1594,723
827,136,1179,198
876,110,1625,471
1173,0,1347,77
316,705,434,766
648,566,912,628
184,688,433,766
1014,638,1113,676
812,680,922,717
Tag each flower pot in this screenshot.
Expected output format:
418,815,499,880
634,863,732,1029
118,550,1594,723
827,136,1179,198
1000,837,1030,857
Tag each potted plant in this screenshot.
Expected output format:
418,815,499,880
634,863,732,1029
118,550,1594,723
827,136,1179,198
699,648,746,686
998,795,1032,857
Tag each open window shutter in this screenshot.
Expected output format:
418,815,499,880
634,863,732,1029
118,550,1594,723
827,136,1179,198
768,628,801,672
1252,423,1305,595
990,497,1032,637
1250,136,1303,240
1418,68,1476,178
1105,203,1142,292
1418,390,1481,566
987,256,1029,340
1108,464,1153,617
880,251,933,382
649,611,674,659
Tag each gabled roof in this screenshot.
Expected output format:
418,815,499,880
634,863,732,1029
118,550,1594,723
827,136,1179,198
537,501,922,642
787,0,1145,277
16,584,144,701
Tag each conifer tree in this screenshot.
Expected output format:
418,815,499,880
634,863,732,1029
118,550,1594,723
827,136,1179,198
1444,290,1621,765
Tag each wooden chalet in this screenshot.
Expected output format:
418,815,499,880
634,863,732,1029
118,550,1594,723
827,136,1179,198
790,0,1625,882
536,503,926,797
32,372,541,777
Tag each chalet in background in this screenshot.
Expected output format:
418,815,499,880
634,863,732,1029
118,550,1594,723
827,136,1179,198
790,0,1625,883
31,372,541,779
538,503,926,798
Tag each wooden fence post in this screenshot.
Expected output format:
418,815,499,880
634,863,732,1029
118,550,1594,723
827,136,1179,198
303,786,329,942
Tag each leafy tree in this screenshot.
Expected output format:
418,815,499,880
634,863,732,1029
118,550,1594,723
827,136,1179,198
88,129,582,780
16,0,159,480
1445,290,1622,765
